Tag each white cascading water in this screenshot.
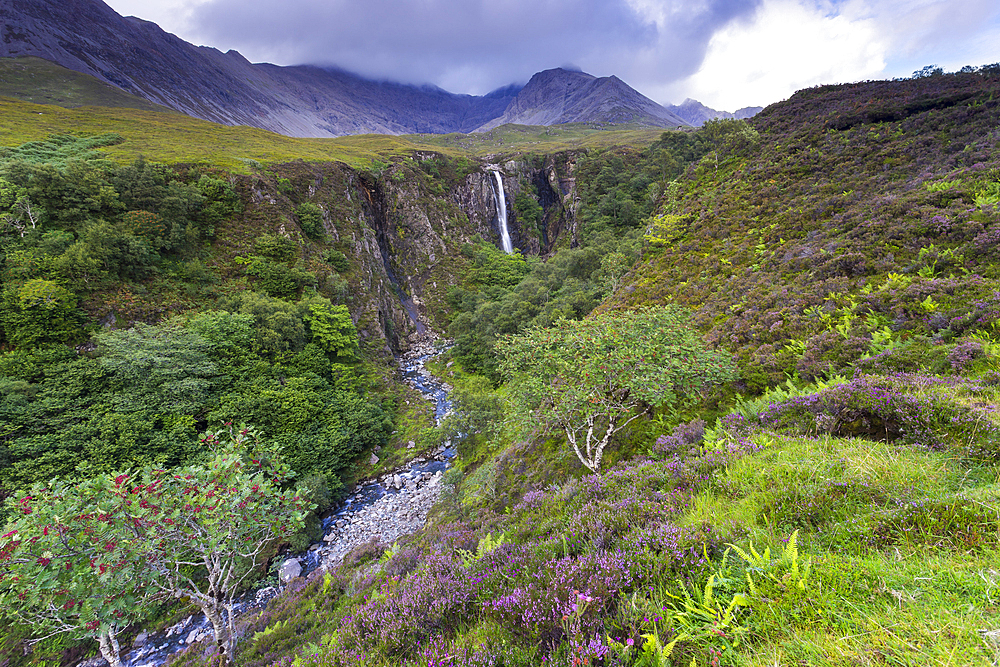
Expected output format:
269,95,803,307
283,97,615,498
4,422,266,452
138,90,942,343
490,171,514,254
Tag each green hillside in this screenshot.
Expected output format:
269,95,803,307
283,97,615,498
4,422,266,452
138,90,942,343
1,65,999,667
0,56,169,112
199,68,1000,667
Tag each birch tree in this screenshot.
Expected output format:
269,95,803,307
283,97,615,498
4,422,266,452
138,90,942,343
498,306,736,471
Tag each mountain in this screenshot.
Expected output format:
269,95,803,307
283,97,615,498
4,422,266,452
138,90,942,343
0,0,687,138
0,0,518,137
475,68,688,130
667,98,763,126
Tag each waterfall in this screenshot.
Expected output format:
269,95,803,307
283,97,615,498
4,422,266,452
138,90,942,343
490,171,514,254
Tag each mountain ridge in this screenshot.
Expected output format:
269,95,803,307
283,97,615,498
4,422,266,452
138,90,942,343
1,0,709,138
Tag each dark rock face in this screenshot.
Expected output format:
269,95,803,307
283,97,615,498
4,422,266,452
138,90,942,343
477,68,689,130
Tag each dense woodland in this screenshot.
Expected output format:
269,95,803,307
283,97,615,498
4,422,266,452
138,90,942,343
1,64,1000,667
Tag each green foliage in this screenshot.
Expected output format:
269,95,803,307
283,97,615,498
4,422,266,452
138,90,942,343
0,279,81,349
643,211,684,247
96,321,218,416
457,532,506,566
0,133,123,168
305,303,359,361
295,202,324,238
253,233,299,261
448,234,642,380
466,241,530,289
728,530,811,593
0,476,160,667
499,306,737,471
195,174,241,232
245,258,315,297
108,158,205,250
322,249,350,273
513,188,542,230
438,374,504,443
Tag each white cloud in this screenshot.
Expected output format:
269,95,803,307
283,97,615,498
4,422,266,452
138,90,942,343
100,0,1000,109
103,0,213,42
666,0,888,110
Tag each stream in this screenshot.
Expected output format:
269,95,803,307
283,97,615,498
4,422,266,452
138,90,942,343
104,345,453,667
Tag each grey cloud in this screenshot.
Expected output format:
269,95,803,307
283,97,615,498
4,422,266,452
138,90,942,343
189,0,762,95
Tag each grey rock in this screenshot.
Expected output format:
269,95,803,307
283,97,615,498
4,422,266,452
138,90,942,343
278,558,302,584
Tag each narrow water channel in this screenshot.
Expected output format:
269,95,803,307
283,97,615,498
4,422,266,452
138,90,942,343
110,347,452,667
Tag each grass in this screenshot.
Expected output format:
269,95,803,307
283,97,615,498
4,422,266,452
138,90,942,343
223,342,1000,667
0,61,671,173
0,56,169,111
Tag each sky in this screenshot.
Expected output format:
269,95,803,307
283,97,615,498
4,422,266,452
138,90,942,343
103,0,1000,111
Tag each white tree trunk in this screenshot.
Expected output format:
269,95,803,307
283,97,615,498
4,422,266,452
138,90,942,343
204,605,231,666
97,630,123,667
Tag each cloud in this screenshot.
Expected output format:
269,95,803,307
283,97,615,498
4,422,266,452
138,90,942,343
102,0,1000,110
667,0,886,110
182,0,762,95
664,0,1000,111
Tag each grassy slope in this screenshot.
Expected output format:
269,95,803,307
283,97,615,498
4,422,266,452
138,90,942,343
0,56,169,111
608,71,1000,387
0,55,669,172
177,72,1000,667
0,95,665,171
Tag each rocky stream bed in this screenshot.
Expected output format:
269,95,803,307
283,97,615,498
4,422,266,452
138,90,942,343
78,342,453,667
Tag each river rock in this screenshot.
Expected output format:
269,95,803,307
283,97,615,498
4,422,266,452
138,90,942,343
278,558,302,583
186,628,201,645
369,453,380,465
132,630,149,647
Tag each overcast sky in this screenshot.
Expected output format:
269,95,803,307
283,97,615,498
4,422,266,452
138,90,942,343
103,0,1000,111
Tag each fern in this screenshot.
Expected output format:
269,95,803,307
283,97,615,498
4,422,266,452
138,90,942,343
457,532,506,566
728,531,811,592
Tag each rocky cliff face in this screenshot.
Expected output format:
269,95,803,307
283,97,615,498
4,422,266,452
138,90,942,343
232,153,580,354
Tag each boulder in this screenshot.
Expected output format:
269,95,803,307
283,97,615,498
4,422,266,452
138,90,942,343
278,558,302,584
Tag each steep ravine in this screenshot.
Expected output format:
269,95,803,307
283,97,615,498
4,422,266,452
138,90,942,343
251,154,581,354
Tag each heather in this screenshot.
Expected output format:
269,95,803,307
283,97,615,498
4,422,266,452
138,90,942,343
203,354,999,665
609,67,1000,389
5,66,1000,667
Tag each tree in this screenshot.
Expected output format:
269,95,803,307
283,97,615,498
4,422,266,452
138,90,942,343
295,202,324,238
0,427,312,667
306,303,359,361
0,278,81,349
0,476,161,667
498,307,737,472
130,426,312,664
96,321,219,416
